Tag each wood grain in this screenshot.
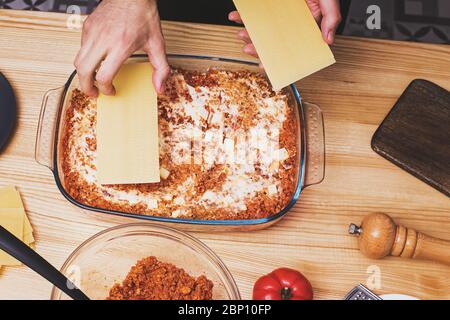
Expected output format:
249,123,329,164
0,9,449,300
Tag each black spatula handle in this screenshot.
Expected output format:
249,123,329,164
0,226,90,300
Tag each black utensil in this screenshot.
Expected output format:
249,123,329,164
0,72,16,153
0,226,90,300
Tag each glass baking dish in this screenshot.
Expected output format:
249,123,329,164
35,54,325,231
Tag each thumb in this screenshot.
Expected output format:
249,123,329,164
151,56,170,94
319,0,342,44
144,29,170,94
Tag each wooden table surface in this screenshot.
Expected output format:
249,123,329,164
0,10,449,300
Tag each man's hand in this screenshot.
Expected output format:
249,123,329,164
229,0,342,58
74,0,169,97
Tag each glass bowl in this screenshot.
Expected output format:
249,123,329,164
50,223,240,300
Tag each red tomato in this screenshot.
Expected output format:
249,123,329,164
253,268,313,300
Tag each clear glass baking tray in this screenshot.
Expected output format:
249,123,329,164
35,54,325,231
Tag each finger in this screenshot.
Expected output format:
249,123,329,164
243,43,259,58
81,17,92,47
319,0,342,44
144,30,170,94
95,50,129,96
237,29,252,44
74,46,103,98
152,59,170,94
228,11,243,24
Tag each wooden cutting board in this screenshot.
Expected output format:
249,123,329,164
372,79,450,197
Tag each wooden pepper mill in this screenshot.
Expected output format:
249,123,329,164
349,213,450,266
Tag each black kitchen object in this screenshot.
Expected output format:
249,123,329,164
0,72,16,153
372,79,450,197
0,226,90,300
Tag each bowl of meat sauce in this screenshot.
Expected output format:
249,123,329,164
50,223,240,300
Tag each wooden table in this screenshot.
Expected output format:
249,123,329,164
0,10,449,300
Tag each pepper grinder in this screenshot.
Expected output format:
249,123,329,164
349,212,450,266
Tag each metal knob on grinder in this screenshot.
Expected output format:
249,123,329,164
349,212,450,266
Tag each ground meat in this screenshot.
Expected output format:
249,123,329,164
107,256,214,300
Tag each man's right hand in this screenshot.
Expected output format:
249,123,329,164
74,0,169,98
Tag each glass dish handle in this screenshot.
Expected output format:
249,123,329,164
303,101,325,187
35,86,65,171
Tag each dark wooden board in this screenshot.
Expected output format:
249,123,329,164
372,79,450,197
